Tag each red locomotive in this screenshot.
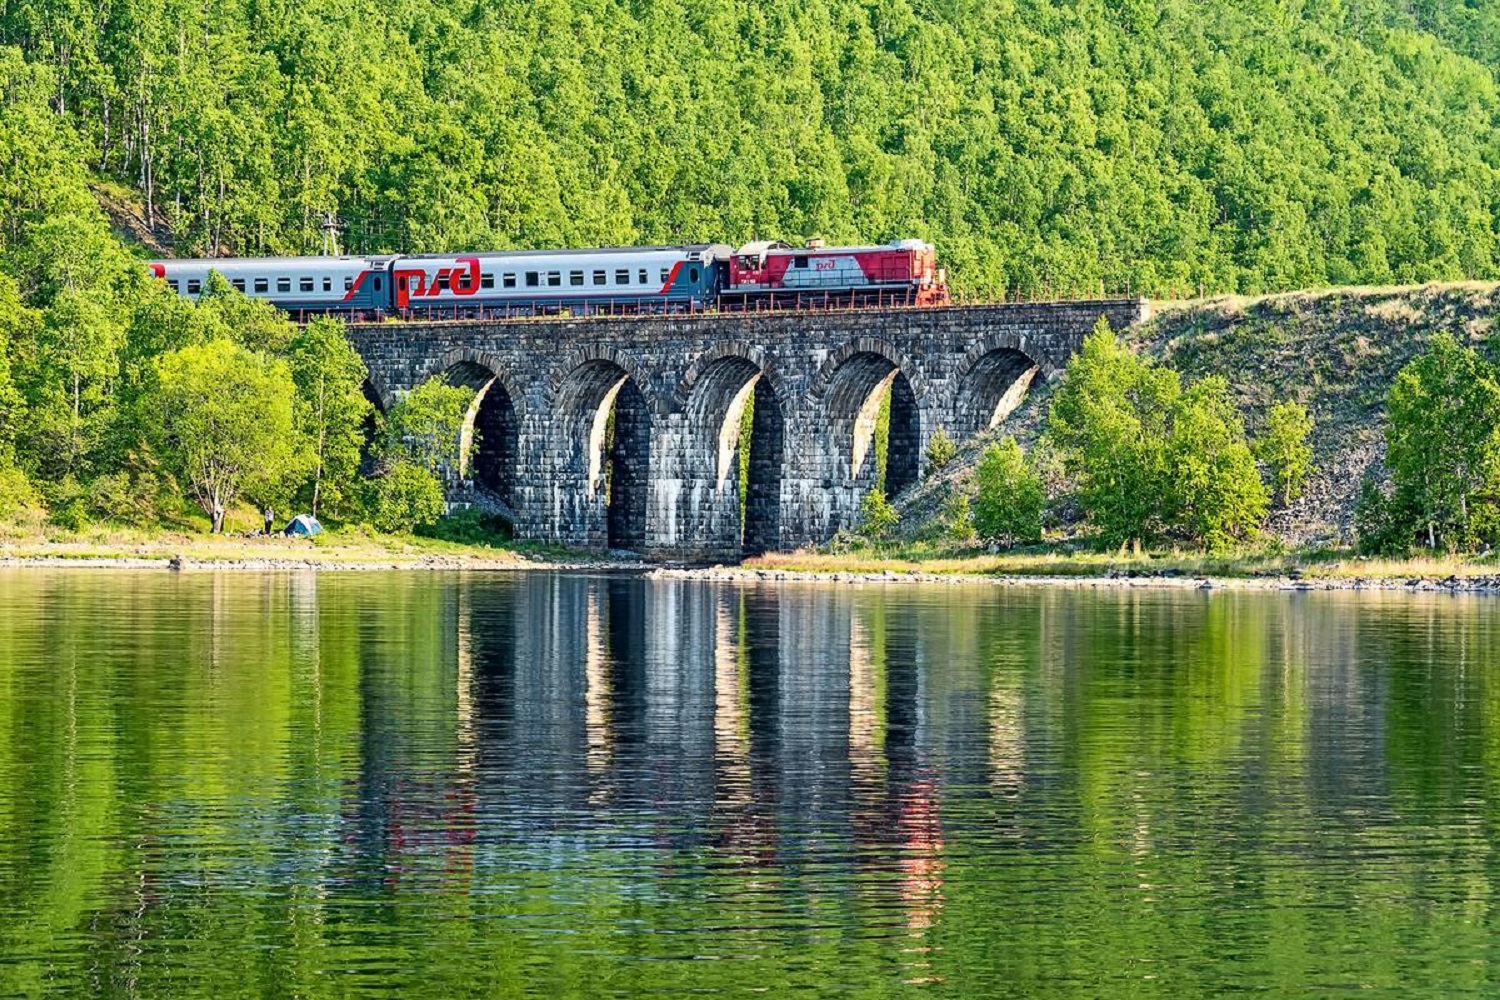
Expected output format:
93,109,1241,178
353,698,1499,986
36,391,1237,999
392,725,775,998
723,239,948,307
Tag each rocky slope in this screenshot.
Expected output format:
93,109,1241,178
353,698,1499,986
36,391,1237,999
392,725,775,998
898,282,1500,546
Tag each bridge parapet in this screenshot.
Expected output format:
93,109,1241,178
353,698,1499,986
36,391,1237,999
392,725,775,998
347,299,1149,559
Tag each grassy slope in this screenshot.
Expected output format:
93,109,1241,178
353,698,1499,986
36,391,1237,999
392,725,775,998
895,282,1500,548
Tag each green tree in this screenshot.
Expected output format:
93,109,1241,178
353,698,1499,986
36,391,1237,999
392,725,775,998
1170,377,1269,550
380,377,474,477
1050,321,1269,549
368,460,446,534
1048,320,1179,547
972,438,1045,547
288,318,371,518
146,338,296,532
1256,401,1314,505
1385,332,1500,550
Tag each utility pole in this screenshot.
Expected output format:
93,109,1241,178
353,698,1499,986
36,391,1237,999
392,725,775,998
319,211,344,256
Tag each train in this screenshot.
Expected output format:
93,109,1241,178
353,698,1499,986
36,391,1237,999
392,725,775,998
146,238,949,319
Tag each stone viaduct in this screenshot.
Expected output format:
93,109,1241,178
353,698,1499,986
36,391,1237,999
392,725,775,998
347,299,1149,561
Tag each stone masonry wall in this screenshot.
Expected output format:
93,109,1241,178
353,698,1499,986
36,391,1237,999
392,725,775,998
347,299,1149,560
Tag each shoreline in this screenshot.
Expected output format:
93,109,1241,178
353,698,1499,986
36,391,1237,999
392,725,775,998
0,546,1497,594
650,565,1500,594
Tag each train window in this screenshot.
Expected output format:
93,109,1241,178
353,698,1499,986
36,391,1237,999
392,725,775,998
525,272,539,287
167,280,179,293
323,277,332,292
570,271,584,286
793,256,809,268
616,269,630,284
547,272,561,287
344,276,353,291
232,279,246,292
374,277,382,291
593,271,607,285
187,279,202,294
436,273,450,291
660,268,670,284
481,273,495,290
639,269,648,284
690,267,699,283
255,278,269,293
300,277,314,292
277,277,291,294
504,274,517,288
397,277,407,292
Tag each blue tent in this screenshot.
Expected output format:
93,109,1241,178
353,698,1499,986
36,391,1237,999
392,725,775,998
283,514,323,537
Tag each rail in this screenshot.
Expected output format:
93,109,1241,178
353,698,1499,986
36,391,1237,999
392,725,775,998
330,286,1150,328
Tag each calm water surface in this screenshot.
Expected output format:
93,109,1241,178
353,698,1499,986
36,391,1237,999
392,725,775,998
1,570,1499,997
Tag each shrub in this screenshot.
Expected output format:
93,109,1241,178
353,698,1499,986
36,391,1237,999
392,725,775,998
1354,475,1416,556
944,489,975,544
0,465,37,520
368,461,446,534
924,427,957,477
858,487,899,540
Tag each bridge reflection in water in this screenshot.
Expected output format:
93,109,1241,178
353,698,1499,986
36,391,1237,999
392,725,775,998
350,573,954,950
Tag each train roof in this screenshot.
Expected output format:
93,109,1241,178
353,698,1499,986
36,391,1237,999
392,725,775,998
148,244,735,266
398,244,732,259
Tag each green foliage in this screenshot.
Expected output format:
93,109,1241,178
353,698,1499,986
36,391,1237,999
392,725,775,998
1049,320,1269,550
1355,474,1418,556
972,438,1045,547
368,461,446,535
10,2,1500,294
288,318,372,518
417,506,513,546
1256,401,1315,505
944,489,975,544
924,427,957,478
1170,377,1269,550
147,338,297,531
380,378,474,476
0,463,36,519
1384,332,1500,550
857,487,899,541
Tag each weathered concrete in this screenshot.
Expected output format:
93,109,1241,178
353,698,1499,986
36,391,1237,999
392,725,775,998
348,300,1149,559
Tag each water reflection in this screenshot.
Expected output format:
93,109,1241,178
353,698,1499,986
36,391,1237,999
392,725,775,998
1,572,1499,996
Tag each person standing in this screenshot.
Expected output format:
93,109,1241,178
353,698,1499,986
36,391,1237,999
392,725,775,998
263,506,275,536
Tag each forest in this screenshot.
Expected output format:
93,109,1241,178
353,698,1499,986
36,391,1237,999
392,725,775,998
3,0,1500,540
7,0,1500,295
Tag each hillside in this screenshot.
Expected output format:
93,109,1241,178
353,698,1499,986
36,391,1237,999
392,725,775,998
900,283,1500,546
6,1,1500,297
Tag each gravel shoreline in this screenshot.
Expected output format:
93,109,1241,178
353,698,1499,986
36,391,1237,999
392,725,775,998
1,553,1497,594
648,565,1500,594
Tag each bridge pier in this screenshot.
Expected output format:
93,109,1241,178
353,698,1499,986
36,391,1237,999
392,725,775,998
351,300,1149,561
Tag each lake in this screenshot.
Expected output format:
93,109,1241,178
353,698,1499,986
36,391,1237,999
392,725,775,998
1,570,1497,997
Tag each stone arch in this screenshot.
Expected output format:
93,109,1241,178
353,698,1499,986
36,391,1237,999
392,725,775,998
675,342,774,411
551,356,652,551
432,347,528,417
434,351,524,509
546,345,661,416
807,337,930,406
679,353,787,556
811,340,925,501
363,376,393,413
953,335,1048,440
